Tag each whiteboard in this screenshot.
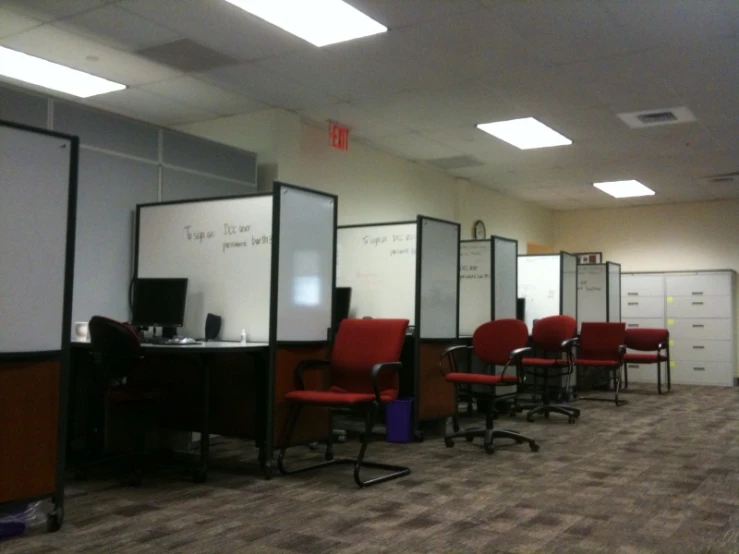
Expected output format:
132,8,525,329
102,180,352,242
0,124,74,353
136,195,273,341
459,240,491,335
419,218,459,339
276,185,336,341
608,262,621,322
518,255,561,329
577,264,607,327
493,237,518,319
337,223,416,322
561,253,578,320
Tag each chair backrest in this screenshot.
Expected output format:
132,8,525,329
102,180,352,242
472,319,529,366
624,328,668,352
88,315,141,379
578,322,626,360
330,318,409,399
531,315,577,352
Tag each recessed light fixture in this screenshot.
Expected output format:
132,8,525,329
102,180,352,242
476,117,572,150
222,0,387,47
0,46,125,98
593,180,655,198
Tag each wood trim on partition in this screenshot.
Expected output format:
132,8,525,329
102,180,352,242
0,360,60,504
417,341,456,421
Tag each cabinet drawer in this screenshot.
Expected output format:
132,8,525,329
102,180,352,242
666,318,733,340
622,296,664,318
670,339,733,362
666,296,732,319
665,274,732,297
670,361,734,387
623,363,660,384
623,318,666,330
621,274,664,297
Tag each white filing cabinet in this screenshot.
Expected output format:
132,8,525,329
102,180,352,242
621,271,737,387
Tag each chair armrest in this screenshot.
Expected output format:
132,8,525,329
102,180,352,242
500,347,532,378
439,344,472,376
617,345,626,361
510,346,532,360
658,341,669,350
294,359,331,390
371,362,403,403
561,337,579,351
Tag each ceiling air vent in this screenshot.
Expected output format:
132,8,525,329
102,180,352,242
702,171,739,185
617,106,696,129
424,155,484,170
136,39,238,72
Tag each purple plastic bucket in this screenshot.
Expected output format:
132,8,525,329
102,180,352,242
0,521,26,541
386,397,413,443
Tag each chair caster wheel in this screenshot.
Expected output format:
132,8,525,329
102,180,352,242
484,444,495,455
444,437,454,448
465,435,474,442
192,469,207,483
544,412,549,419
529,442,540,452
515,437,525,444
307,442,319,451
508,410,517,418
325,450,334,461
526,413,535,423
47,507,63,533
414,430,424,443
452,423,460,433
568,416,577,424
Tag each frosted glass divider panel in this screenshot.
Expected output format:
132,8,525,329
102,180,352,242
275,183,336,341
336,222,417,323
459,240,492,335
136,194,273,342
419,217,460,339
608,262,621,322
493,236,518,320
518,255,561,329
0,123,76,353
577,264,607,328
561,252,578,320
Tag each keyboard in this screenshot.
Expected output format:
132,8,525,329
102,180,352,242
141,336,200,345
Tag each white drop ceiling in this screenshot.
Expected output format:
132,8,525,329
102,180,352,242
1,0,737,210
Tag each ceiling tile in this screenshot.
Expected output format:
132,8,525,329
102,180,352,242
0,0,108,22
54,5,182,51
1,25,182,86
368,133,461,160
138,76,266,116
298,103,411,140
0,7,42,38
346,0,484,28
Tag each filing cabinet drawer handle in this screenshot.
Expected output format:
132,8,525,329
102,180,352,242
692,324,704,328
693,367,705,371
627,302,639,306
691,302,704,305
692,345,705,349
627,292,638,296
627,324,639,327
628,364,639,369
691,292,704,296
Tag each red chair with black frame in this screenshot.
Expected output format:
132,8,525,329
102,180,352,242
80,315,169,485
440,319,540,454
622,328,671,394
277,318,411,488
521,315,580,423
572,322,627,406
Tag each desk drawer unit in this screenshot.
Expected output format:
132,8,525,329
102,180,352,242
622,296,665,319
622,274,665,297
665,274,732,297
667,318,733,341
666,296,732,319
670,361,734,387
670,339,733,363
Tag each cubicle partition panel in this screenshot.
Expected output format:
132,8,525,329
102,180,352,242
561,252,578,321
493,236,519,320
577,261,622,328
518,252,578,329
607,262,622,322
336,221,417,321
459,240,492,335
0,120,78,529
135,194,273,342
415,217,460,427
270,183,337,448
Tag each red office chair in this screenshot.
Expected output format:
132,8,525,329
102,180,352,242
81,316,168,485
573,322,627,406
623,328,670,394
440,319,539,454
522,315,580,423
277,318,410,488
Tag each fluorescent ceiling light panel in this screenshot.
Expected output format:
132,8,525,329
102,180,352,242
223,0,387,46
593,180,655,198
0,46,125,98
476,117,572,150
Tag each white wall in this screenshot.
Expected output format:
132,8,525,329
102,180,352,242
177,109,554,249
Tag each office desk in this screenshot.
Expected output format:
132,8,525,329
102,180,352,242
70,340,270,481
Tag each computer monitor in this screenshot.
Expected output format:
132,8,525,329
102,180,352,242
131,278,188,338
334,287,352,330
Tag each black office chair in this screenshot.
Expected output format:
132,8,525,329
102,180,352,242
78,315,168,485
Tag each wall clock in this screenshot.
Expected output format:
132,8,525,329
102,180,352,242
473,219,486,239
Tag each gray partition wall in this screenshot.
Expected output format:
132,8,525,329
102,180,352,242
518,251,578,329
561,252,578,320
577,261,622,328
493,236,519,320
607,262,622,322
0,84,259,325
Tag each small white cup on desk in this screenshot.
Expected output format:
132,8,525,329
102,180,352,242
73,321,89,342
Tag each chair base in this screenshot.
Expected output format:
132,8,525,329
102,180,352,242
277,455,410,488
526,404,580,423
444,427,539,454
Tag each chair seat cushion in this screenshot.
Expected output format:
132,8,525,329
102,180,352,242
574,358,621,367
444,372,518,385
285,390,393,405
623,353,667,364
522,358,569,367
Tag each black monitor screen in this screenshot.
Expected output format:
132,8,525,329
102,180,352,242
131,278,188,328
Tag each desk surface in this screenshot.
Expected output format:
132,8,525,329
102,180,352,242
71,340,268,353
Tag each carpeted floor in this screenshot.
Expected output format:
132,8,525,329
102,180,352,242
3,384,739,554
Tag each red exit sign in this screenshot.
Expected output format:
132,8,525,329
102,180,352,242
329,121,349,151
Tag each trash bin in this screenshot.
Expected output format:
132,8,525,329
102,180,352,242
386,397,413,443
0,504,28,542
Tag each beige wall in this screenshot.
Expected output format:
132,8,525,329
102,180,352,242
177,109,554,251
552,200,739,273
